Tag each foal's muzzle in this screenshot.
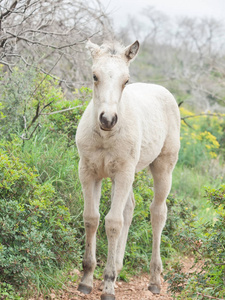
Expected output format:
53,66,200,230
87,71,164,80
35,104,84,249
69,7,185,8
99,112,118,131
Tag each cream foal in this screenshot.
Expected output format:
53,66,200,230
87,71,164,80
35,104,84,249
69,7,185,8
76,40,180,300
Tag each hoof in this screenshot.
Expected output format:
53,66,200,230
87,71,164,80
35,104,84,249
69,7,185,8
148,284,161,294
101,294,115,300
78,283,92,294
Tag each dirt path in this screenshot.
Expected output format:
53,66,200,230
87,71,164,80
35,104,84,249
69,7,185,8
57,274,172,300
32,258,195,300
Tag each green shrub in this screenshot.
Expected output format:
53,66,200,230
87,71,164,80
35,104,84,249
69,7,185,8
0,65,88,142
0,282,24,300
0,102,5,120
164,185,225,299
164,194,198,253
0,140,82,288
0,66,39,139
20,131,83,218
47,90,89,143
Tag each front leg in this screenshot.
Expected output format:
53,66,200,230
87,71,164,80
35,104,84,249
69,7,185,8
78,161,102,294
101,168,135,300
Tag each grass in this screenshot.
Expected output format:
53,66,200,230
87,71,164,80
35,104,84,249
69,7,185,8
172,163,223,225
1,64,224,298
22,130,224,253
22,130,83,216
3,128,224,298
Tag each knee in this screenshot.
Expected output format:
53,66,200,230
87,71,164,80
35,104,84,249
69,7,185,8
84,212,100,231
105,214,123,238
150,202,167,226
150,201,167,215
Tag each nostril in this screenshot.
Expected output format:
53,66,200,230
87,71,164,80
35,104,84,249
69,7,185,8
99,112,105,124
112,114,118,126
99,112,118,130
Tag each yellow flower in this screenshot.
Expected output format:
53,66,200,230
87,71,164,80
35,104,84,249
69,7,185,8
200,131,220,149
179,107,194,117
209,151,217,159
193,124,200,130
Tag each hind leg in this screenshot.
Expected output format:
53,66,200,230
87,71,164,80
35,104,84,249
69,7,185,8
148,152,178,294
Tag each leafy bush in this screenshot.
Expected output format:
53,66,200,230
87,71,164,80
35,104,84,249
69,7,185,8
0,282,24,300
0,102,5,120
164,194,198,252
179,107,223,168
21,131,83,218
0,64,91,145
164,185,225,299
0,66,37,138
0,139,82,288
47,87,90,142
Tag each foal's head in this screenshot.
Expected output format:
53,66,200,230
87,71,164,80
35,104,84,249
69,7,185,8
86,40,139,131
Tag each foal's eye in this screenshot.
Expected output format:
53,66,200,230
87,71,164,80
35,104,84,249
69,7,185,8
124,79,129,85
93,74,98,82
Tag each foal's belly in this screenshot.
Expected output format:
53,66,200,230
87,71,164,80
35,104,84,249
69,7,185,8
135,139,164,173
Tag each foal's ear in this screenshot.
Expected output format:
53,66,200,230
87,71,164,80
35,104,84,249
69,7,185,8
86,40,100,59
124,40,140,62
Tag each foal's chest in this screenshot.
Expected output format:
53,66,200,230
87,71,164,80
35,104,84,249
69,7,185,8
88,147,126,179
78,127,139,179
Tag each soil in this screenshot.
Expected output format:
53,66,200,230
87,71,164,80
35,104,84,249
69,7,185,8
32,258,195,300
40,272,173,300
64,274,172,300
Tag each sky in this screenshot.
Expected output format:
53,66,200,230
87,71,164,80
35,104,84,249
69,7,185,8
100,0,225,29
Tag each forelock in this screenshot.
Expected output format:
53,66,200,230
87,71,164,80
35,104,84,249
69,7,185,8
99,41,124,57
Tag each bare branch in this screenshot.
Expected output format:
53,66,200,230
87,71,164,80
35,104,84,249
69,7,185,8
20,123,41,140
181,113,225,121
181,118,193,129
0,0,113,96
0,0,18,20
40,105,83,116
4,30,90,49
